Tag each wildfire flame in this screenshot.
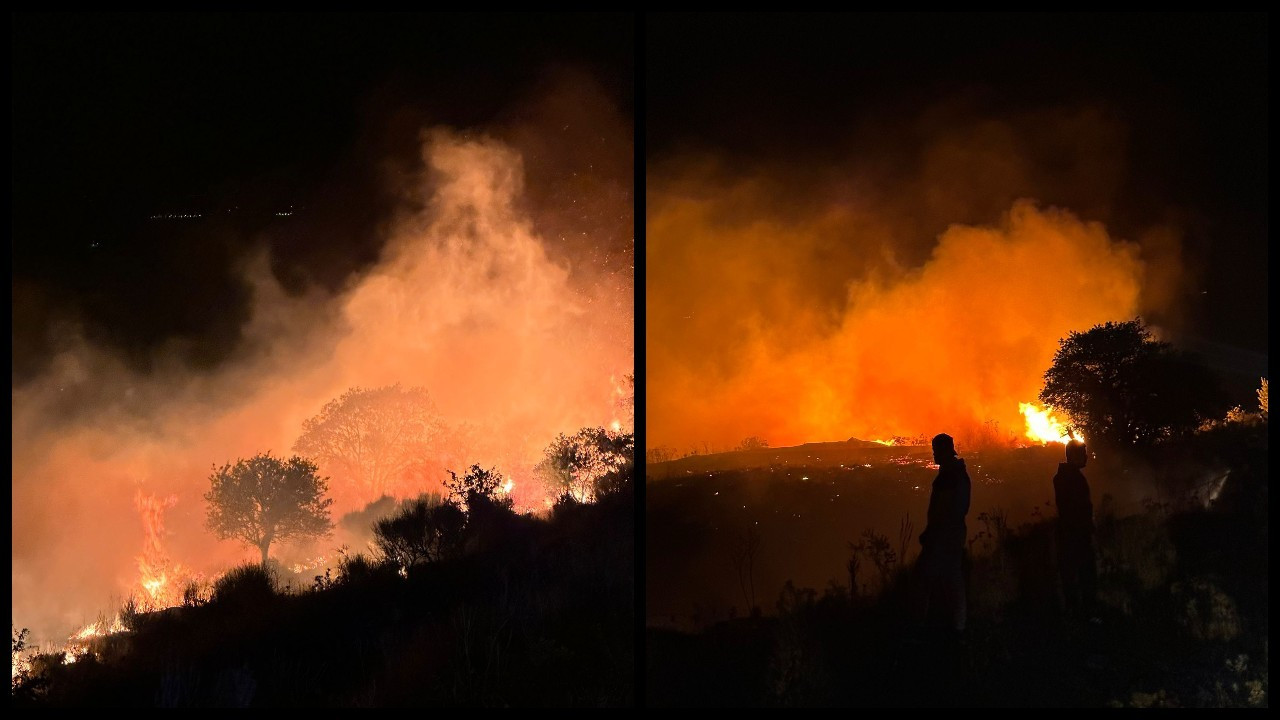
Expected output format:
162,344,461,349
134,491,185,609
870,438,896,446
1019,402,1081,445
73,616,125,641
57,614,129,666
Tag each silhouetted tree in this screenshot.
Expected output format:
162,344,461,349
373,494,466,569
205,453,334,565
444,464,511,511
535,427,634,503
737,436,770,451
12,626,30,694
1040,319,1228,451
293,385,446,502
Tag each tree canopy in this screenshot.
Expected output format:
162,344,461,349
205,452,334,565
535,427,634,503
444,464,512,512
1040,319,1228,451
293,385,446,506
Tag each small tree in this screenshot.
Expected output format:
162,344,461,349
444,464,510,511
737,436,770,451
373,495,466,568
535,428,634,503
205,452,334,566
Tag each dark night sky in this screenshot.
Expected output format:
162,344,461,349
12,12,633,379
9,13,1269,382
647,12,1268,365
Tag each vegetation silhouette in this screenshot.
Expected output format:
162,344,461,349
373,494,467,569
1040,319,1229,452
14,428,635,707
535,427,634,503
205,452,335,566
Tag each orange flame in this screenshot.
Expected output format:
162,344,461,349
134,491,184,609
1019,402,1081,445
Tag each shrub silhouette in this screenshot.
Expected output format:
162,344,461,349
212,564,277,606
373,495,466,569
444,464,510,511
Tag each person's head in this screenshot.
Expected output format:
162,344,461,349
931,433,957,465
1065,439,1087,468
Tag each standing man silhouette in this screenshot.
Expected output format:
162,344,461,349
911,433,972,636
1054,439,1097,620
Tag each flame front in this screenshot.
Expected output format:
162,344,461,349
1019,402,1080,445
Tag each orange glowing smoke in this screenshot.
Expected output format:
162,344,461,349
1019,402,1081,445
648,189,1150,450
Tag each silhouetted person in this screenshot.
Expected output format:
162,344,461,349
910,433,972,636
1054,439,1097,620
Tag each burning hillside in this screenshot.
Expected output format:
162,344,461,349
12,76,633,647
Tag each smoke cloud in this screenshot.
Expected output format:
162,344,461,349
647,104,1183,452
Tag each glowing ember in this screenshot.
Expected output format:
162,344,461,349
1019,402,1081,445
289,555,330,574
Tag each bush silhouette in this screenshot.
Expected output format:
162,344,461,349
373,495,466,569
212,564,277,606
